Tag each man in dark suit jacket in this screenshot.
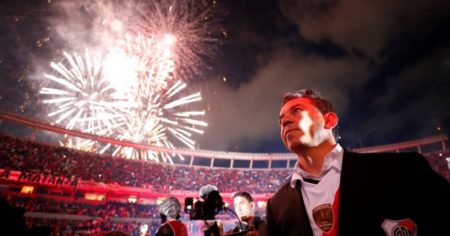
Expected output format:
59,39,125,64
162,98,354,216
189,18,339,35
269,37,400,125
266,89,449,236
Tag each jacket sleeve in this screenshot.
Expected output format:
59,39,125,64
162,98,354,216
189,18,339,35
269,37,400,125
264,198,276,236
256,218,267,236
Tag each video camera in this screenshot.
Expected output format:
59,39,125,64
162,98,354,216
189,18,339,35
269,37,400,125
184,185,224,220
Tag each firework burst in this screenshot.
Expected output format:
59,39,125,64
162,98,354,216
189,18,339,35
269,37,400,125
38,0,218,163
114,79,208,163
105,32,176,96
41,33,208,163
104,33,208,162
40,49,132,136
133,0,221,77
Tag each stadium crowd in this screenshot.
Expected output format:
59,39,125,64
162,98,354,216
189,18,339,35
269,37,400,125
1,191,162,236
0,134,291,194
1,193,159,218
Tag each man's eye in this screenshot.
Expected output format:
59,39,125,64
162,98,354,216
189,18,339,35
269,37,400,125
293,108,302,113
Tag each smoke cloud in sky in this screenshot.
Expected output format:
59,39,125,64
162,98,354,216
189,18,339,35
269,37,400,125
352,46,450,143
278,0,450,57
198,50,369,151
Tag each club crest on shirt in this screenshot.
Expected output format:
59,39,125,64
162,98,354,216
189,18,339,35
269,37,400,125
312,203,333,232
381,218,417,236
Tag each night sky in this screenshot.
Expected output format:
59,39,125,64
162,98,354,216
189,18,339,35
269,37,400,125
1,0,450,153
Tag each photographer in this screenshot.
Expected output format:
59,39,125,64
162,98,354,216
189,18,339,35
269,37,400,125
156,197,188,236
187,185,224,221
185,185,225,236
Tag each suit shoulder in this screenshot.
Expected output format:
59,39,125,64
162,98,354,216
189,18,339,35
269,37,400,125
269,181,292,202
345,150,426,163
344,151,437,180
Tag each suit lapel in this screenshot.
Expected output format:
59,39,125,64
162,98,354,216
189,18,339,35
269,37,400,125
338,151,364,235
293,180,315,236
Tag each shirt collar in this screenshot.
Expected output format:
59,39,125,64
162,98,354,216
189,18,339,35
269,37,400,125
290,144,343,188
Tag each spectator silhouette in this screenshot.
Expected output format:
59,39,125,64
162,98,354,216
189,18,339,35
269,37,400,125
0,196,27,236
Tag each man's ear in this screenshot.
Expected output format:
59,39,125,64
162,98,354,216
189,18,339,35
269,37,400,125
324,112,339,129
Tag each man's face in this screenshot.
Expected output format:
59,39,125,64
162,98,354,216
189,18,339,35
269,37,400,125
233,196,254,220
279,97,329,151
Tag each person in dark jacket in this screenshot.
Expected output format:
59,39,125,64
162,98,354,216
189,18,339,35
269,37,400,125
266,88,450,236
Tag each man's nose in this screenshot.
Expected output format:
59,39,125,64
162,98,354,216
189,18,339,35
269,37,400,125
281,117,294,128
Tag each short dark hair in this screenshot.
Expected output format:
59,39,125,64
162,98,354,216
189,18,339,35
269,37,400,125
232,191,253,202
282,89,335,114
